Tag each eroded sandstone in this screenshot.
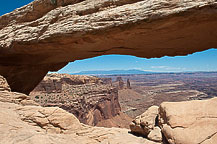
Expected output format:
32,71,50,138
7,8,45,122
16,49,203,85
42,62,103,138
0,75,158,144
130,105,162,142
130,106,159,136
30,73,132,128
1,0,217,93
0,75,10,92
130,98,217,143
158,98,217,144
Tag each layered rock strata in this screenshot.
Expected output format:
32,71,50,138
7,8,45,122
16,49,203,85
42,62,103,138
1,0,217,94
30,73,131,128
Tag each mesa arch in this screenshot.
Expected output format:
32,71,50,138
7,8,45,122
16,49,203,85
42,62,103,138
0,0,217,94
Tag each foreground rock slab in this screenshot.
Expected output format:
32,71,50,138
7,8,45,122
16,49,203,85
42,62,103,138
159,98,217,144
1,98,161,144
1,0,217,94
130,98,217,144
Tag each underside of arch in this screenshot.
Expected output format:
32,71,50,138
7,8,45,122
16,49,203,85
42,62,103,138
0,0,217,94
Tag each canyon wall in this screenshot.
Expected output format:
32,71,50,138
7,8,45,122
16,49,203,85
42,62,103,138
30,74,131,128
1,0,217,93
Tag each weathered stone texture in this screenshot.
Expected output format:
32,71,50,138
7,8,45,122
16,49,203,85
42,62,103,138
30,74,127,127
0,0,217,93
130,106,159,136
158,98,217,144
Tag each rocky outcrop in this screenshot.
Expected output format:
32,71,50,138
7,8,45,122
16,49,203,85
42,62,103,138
147,127,162,142
130,98,217,143
113,76,133,90
0,75,158,144
158,98,217,144
130,106,162,142
30,73,131,128
127,79,131,89
1,0,217,94
0,76,38,106
0,75,10,92
32,73,102,93
130,106,158,136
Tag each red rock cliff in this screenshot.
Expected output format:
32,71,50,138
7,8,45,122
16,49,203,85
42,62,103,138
30,74,131,128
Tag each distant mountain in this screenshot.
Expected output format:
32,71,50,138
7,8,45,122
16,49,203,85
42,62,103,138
72,69,154,75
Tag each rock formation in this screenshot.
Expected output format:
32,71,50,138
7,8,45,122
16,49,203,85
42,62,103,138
1,0,217,94
158,98,217,144
30,73,132,128
147,127,162,143
32,73,102,93
1,74,217,143
127,79,131,89
0,75,11,92
130,106,162,142
0,75,158,144
130,98,217,144
116,77,124,90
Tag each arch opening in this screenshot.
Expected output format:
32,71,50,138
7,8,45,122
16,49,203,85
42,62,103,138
1,0,217,94
57,49,217,74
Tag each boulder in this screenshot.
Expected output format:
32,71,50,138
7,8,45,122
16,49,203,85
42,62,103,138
130,106,159,136
147,127,162,142
0,75,10,92
158,98,217,144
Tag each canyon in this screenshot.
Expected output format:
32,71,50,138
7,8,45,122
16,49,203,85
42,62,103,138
30,73,132,128
0,75,157,144
30,72,217,129
1,0,217,143
103,72,216,118
1,74,217,144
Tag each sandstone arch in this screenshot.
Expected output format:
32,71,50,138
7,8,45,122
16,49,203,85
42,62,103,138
0,0,217,94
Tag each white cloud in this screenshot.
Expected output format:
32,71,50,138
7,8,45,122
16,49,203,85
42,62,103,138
151,66,168,69
151,66,186,71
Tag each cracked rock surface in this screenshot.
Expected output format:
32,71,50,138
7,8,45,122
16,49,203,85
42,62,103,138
1,0,217,94
130,98,217,144
158,98,217,144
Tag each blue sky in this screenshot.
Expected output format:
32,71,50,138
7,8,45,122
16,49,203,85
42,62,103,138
1,1,217,73
0,0,33,15
58,49,217,73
